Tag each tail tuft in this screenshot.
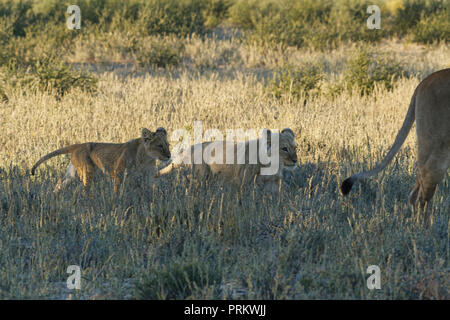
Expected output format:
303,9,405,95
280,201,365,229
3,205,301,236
159,162,174,175
340,177,354,195
31,166,36,176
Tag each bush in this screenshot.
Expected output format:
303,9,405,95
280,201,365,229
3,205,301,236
329,0,386,44
228,0,260,30
33,59,98,98
2,0,448,55
391,0,446,37
133,38,183,68
301,22,341,50
413,9,450,44
344,48,407,96
229,0,448,49
230,0,335,48
1,56,97,99
0,0,33,37
202,0,233,29
267,65,323,101
135,258,222,299
138,0,209,37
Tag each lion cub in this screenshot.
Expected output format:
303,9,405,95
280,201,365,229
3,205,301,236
159,128,298,191
31,128,171,193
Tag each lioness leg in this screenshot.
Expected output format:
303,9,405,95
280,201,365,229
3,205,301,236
415,152,449,227
54,162,77,193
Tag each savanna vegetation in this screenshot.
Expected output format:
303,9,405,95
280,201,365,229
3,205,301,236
0,0,448,299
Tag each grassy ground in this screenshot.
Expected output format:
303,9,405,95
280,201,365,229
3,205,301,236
0,0,449,300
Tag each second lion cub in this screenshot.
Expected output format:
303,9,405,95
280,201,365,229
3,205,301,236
31,127,171,193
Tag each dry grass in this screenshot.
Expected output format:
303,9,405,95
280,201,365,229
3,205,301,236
0,39,449,299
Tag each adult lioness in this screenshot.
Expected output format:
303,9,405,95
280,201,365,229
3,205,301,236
31,127,171,193
159,128,298,190
341,68,450,226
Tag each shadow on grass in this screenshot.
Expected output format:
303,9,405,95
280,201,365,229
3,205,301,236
0,156,448,299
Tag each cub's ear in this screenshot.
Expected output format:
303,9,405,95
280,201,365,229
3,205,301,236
141,128,154,140
281,128,295,139
156,127,167,136
261,128,272,148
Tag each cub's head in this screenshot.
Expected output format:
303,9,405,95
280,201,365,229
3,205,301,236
264,128,298,167
141,127,171,161
278,128,298,167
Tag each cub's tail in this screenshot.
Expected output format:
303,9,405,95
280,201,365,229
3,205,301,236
31,145,77,175
158,161,178,176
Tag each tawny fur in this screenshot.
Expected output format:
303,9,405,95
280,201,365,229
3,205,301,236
159,128,298,191
341,68,450,227
31,128,170,193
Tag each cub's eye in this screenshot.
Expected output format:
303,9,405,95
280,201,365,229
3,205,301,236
158,144,164,149
281,147,288,152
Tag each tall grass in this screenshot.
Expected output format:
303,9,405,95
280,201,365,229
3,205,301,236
0,38,449,298
0,0,448,300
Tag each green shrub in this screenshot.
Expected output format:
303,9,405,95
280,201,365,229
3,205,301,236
267,65,323,101
228,0,260,30
330,0,386,43
391,0,446,37
0,0,33,37
0,15,14,45
413,9,450,44
133,37,184,68
138,0,209,37
202,0,233,29
230,0,334,48
230,0,386,49
2,57,98,99
2,0,448,55
301,22,341,50
229,0,448,48
1,21,78,70
33,59,98,98
0,0,219,38
344,49,407,96
135,258,222,299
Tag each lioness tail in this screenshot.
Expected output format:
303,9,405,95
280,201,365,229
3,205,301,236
341,91,417,195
